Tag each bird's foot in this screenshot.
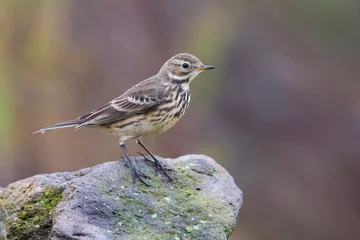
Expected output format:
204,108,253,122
131,166,152,187
120,157,151,187
136,151,174,181
119,156,131,168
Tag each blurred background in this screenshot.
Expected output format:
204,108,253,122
1,0,360,239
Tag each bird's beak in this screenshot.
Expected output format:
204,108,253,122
196,65,215,71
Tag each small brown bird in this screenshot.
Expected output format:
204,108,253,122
34,53,215,186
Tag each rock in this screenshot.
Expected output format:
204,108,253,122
0,154,243,240
0,188,7,240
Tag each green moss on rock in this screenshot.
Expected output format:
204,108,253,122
99,161,234,239
6,187,63,240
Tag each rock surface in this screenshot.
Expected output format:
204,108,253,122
0,196,6,240
0,154,243,240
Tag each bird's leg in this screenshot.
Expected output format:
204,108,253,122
135,151,154,163
119,141,151,187
121,156,150,179
117,155,130,167
135,151,174,172
136,139,173,181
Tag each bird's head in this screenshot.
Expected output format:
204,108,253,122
159,53,215,83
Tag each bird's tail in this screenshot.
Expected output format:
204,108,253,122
33,119,82,134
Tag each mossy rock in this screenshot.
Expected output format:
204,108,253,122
6,187,63,240
1,155,243,240
0,189,7,240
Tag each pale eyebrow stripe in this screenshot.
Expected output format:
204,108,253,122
172,59,188,65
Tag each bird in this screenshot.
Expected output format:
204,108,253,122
34,53,215,186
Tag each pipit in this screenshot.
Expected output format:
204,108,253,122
34,53,215,186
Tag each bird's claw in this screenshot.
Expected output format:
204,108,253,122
135,151,174,181
120,157,130,167
119,157,151,187
131,167,152,187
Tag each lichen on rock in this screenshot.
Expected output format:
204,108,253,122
1,154,243,240
0,190,7,240
6,187,63,240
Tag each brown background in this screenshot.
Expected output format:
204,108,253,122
1,0,360,239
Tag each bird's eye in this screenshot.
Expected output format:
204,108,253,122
181,62,189,69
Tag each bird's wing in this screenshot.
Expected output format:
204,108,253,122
76,79,168,128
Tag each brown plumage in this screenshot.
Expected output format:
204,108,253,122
34,53,215,186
